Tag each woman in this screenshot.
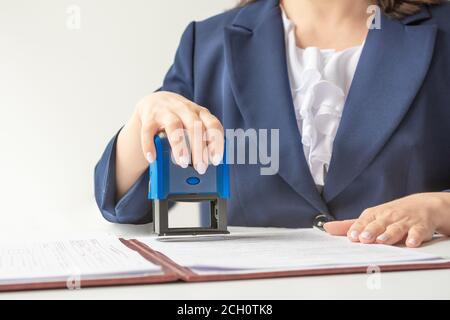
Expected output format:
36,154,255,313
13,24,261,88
95,0,450,247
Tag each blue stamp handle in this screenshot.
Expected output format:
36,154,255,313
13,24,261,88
148,135,230,200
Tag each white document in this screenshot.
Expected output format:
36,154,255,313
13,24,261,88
138,229,443,274
0,238,161,285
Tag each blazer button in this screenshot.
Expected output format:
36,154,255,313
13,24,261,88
313,214,334,231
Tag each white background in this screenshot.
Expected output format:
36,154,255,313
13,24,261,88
0,0,235,240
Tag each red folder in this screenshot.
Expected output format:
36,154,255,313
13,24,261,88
1,238,450,293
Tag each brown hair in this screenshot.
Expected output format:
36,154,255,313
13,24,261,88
237,0,442,19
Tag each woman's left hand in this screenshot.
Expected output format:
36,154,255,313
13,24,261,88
324,193,450,248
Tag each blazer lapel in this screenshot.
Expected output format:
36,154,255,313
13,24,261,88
323,10,438,203
224,0,329,213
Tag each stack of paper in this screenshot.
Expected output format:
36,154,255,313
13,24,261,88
0,238,161,285
138,229,443,274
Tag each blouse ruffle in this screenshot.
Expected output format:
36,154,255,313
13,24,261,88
282,10,363,189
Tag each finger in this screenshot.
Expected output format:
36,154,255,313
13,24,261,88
175,106,207,175
199,108,224,166
181,100,211,168
375,221,409,245
406,225,434,248
347,209,376,242
160,112,189,168
140,115,159,163
359,219,389,244
323,220,356,236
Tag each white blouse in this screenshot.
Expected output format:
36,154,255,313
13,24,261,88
281,10,363,192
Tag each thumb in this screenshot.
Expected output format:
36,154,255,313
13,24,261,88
323,219,357,236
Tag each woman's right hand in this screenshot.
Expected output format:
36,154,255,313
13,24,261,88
136,91,225,175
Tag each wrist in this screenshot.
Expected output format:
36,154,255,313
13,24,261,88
119,101,145,149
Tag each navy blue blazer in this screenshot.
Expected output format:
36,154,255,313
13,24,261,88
95,0,450,227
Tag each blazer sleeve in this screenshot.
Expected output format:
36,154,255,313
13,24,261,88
94,22,196,224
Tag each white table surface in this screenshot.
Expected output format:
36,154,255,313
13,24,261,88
1,204,449,300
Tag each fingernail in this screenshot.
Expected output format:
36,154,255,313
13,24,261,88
407,238,418,246
196,162,207,175
350,230,359,239
361,231,373,240
377,234,390,242
146,152,154,164
211,153,223,166
178,155,190,169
